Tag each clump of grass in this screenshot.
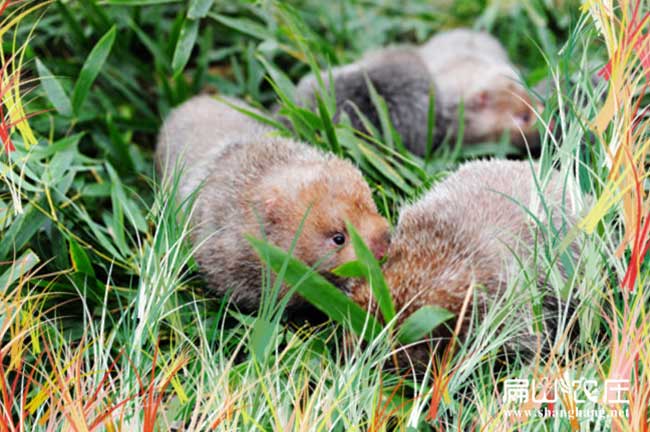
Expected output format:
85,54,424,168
1,0,648,430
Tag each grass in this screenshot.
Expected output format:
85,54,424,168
1,0,649,430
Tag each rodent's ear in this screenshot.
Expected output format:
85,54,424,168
263,196,283,225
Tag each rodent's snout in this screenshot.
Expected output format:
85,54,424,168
370,231,391,260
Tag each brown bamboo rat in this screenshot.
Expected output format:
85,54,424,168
156,95,390,311
352,159,580,368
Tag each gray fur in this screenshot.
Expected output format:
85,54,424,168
294,29,540,154
295,48,443,156
419,29,541,148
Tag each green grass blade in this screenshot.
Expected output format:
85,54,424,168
72,25,117,116
346,222,396,323
396,305,453,345
0,250,40,291
357,143,413,195
107,0,181,4
425,86,437,161
250,316,278,363
316,94,342,156
172,18,199,76
209,13,274,40
332,261,366,278
188,0,213,19
36,58,72,117
247,236,382,342
68,238,95,277
256,54,296,102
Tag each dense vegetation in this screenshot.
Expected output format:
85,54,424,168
1,0,647,430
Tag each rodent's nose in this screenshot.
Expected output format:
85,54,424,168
373,245,387,260
371,233,390,260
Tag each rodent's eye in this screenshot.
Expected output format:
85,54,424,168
332,232,346,246
519,112,531,124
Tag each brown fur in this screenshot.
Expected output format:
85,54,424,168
156,96,390,311
352,160,580,367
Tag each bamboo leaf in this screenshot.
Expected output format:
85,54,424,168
0,250,40,290
188,0,213,19
36,58,72,117
0,204,49,259
209,13,274,40
172,19,199,75
332,260,366,278
69,238,95,277
29,133,83,160
346,222,395,323
397,305,454,345
72,26,117,115
248,236,382,342
316,93,342,156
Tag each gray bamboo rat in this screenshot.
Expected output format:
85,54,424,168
295,47,442,156
156,95,390,311
295,29,542,155
418,28,542,148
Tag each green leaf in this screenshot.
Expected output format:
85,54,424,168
188,0,213,19
209,13,274,40
55,1,87,49
316,93,342,156
69,238,95,277
425,86,437,161
250,317,277,363
106,164,129,255
0,204,49,260
79,0,112,34
36,59,72,117
0,250,40,291
452,100,465,160
363,74,407,154
331,260,366,278
127,18,168,65
357,143,412,194
72,26,117,115
346,222,396,323
29,134,84,160
247,236,382,342
397,305,454,345
106,114,135,173
172,19,199,75
256,55,296,102
107,0,180,4
82,183,112,197
219,96,286,131
76,207,124,261
44,141,77,187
